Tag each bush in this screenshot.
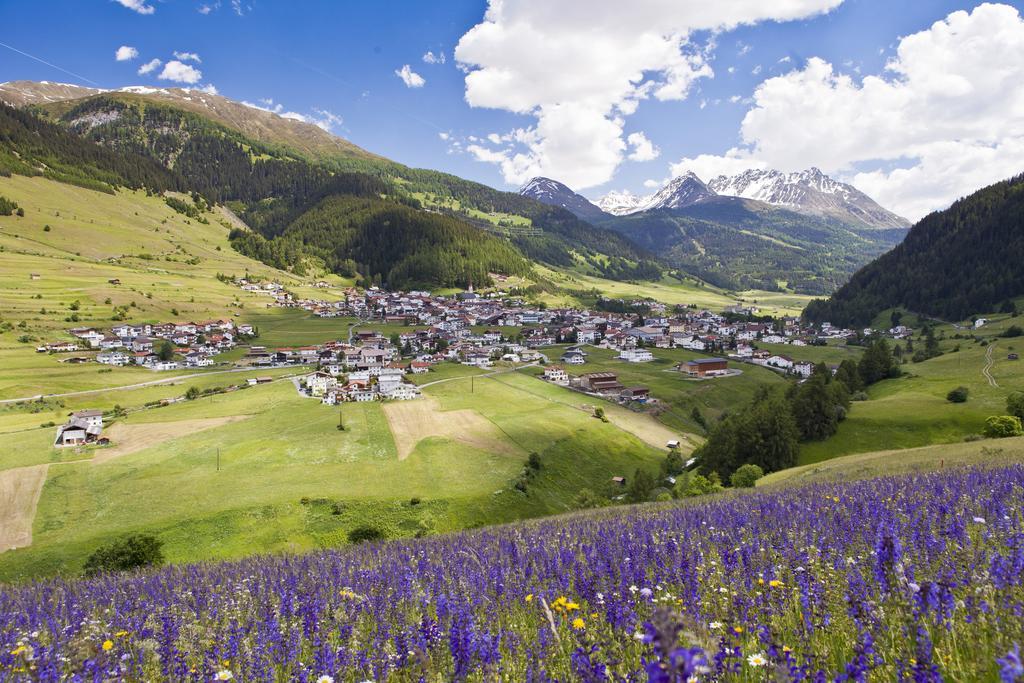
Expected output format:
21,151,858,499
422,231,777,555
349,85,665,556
1008,392,1024,420
185,386,201,400
83,534,164,576
572,488,608,510
946,386,969,403
983,415,1024,439
527,452,542,470
1002,325,1023,338
730,464,764,488
348,526,385,544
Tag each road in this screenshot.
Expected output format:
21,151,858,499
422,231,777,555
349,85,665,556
983,342,999,388
0,365,311,405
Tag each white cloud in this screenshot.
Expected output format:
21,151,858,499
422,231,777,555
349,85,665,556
395,64,426,88
667,3,1024,220
422,51,447,65
173,51,202,63
752,64,762,75
778,55,792,64
115,45,139,61
643,178,662,189
669,152,767,182
198,2,220,14
158,60,203,84
114,0,154,14
137,58,162,75
240,99,343,132
194,83,218,95
626,131,660,162
453,0,843,188
438,132,451,141
231,0,248,16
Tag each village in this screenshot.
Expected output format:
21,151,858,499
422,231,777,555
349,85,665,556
42,278,883,446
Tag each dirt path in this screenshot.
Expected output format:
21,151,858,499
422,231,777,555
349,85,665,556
382,396,524,461
0,464,48,552
984,342,999,387
94,416,251,463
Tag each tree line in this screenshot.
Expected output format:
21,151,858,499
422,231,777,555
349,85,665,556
695,338,900,478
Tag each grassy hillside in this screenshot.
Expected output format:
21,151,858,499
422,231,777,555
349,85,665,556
0,366,669,580
798,312,1024,464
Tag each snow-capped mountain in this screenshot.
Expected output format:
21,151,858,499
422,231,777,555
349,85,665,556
518,177,607,221
594,167,908,229
707,167,909,229
642,172,716,211
594,173,714,216
594,190,648,216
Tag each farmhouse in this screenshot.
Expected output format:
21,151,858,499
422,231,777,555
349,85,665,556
793,360,816,378
575,372,624,394
54,409,104,447
619,386,651,402
680,358,729,378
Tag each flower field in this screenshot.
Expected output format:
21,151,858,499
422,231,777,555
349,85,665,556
3,466,1024,681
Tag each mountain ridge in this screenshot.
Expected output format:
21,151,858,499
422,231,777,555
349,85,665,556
591,167,908,230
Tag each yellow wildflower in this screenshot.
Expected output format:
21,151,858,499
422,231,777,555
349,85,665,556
783,646,792,653
769,580,783,588
733,626,744,634
10,645,26,656
757,578,765,585
115,630,130,638
102,640,113,651
572,618,585,630
525,594,533,603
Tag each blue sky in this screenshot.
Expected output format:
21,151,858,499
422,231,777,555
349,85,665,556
1,1,1023,220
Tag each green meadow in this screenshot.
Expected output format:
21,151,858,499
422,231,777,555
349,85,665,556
0,369,666,580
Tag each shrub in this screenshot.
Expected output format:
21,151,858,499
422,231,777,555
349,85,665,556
730,463,764,488
348,526,385,544
527,452,542,470
946,386,969,403
83,534,164,576
984,415,1024,439
1008,392,1024,420
572,488,608,510
185,386,201,400
1002,325,1023,338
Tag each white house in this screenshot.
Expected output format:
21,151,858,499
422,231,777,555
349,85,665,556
305,372,336,397
97,351,131,366
618,348,654,363
793,361,816,378
766,354,794,370
151,361,179,371
382,384,420,401
543,366,569,384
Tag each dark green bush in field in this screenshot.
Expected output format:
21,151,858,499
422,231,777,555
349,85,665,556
730,463,765,488
946,386,970,403
83,534,164,576
1008,392,1024,420
348,526,385,544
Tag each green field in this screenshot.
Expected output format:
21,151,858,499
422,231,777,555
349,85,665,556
799,320,1024,464
0,367,669,580
525,345,787,433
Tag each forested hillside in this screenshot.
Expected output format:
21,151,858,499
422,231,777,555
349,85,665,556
235,195,531,288
804,173,1024,325
19,93,656,288
0,103,180,194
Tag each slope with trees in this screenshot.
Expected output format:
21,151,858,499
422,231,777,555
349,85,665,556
804,173,1024,326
